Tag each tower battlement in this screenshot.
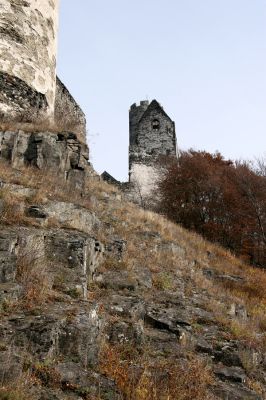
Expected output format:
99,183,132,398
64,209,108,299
130,100,150,111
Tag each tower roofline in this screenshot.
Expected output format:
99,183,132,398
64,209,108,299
139,99,172,123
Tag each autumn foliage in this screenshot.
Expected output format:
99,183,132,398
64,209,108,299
158,150,266,267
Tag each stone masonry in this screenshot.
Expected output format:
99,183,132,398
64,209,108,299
129,99,177,202
0,1,86,140
0,0,59,119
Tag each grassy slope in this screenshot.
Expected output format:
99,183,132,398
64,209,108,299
0,160,265,399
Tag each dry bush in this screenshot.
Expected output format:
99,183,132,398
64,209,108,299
247,378,266,398
0,117,86,144
31,362,60,388
0,189,27,226
99,343,214,400
16,239,52,308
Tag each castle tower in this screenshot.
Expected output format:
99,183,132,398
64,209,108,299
0,0,59,122
129,99,177,201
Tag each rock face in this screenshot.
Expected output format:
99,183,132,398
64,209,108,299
26,201,100,233
0,0,59,120
0,226,103,300
0,130,89,188
0,226,104,387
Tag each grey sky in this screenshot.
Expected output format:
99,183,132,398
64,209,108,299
57,1,266,181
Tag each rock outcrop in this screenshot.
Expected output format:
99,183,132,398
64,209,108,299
0,130,90,190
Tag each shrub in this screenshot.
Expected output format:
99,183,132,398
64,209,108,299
32,362,60,387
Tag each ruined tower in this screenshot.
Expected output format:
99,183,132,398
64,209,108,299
0,0,59,121
129,99,177,200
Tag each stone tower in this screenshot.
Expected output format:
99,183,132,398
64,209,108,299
129,99,177,201
0,0,59,122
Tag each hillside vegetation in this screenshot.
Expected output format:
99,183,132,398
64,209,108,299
157,150,266,267
0,146,265,399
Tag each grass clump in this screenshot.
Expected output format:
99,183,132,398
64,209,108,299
16,239,52,309
153,271,175,291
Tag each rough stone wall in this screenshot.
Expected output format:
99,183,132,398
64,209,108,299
128,100,177,204
55,77,87,142
0,0,59,121
0,130,89,190
129,100,149,146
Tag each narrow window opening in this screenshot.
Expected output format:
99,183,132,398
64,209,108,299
152,119,160,131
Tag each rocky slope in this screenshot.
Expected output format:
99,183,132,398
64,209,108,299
0,130,265,400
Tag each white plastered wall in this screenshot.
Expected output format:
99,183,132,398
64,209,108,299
130,163,162,204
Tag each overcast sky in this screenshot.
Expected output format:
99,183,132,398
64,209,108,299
57,0,266,181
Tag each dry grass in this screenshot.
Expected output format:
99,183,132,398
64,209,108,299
99,343,215,400
0,188,28,226
16,239,52,308
1,158,266,375
31,362,60,388
0,117,86,144
0,387,30,400
0,162,92,218
86,180,266,353
1,158,266,341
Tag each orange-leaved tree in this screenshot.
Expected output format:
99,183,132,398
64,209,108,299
157,150,266,267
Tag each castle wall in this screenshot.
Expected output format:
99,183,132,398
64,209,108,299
137,111,176,157
0,0,59,121
55,77,87,143
129,108,176,169
129,101,149,146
